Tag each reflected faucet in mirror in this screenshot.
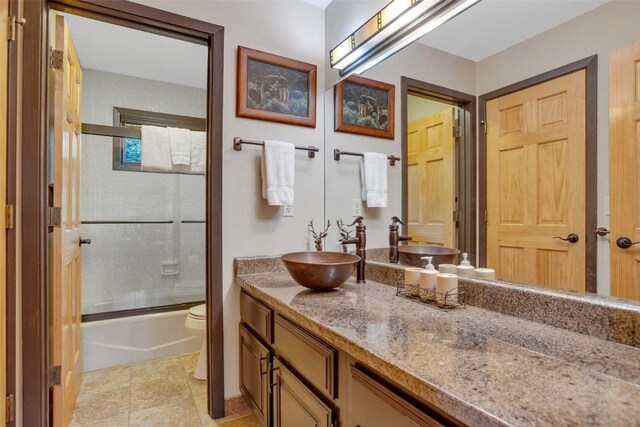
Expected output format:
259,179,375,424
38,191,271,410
339,216,367,283
388,216,412,264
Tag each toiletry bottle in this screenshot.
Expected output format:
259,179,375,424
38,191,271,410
419,256,439,300
456,253,475,277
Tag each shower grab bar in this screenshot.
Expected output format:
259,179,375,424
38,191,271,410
333,149,400,166
233,137,319,158
81,220,205,224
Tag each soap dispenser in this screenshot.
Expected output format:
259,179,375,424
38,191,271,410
456,253,475,277
419,256,439,299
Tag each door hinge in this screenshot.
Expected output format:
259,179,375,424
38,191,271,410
481,120,487,134
484,209,488,223
452,126,461,139
5,395,14,423
8,16,26,42
453,210,460,223
49,366,62,387
48,206,62,227
5,205,14,229
49,48,64,70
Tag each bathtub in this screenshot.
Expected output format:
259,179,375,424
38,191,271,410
82,309,201,372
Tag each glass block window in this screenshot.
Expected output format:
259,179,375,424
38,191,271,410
122,137,142,163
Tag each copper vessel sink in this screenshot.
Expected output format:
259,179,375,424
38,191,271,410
281,252,361,291
398,245,461,268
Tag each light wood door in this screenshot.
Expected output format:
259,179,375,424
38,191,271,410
610,41,640,300
51,15,83,427
486,70,586,291
407,108,456,247
0,3,9,424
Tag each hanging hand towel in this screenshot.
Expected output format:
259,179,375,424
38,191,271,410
189,131,206,175
261,140,295,206
168,127,191,165
141,125,172,172
361,152,388,208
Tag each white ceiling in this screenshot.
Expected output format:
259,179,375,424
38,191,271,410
63,13,208,89
417,0,609,61
303,0,333,8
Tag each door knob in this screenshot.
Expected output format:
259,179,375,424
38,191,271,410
616,237,640,249
553,233,579,243
79,237,92,246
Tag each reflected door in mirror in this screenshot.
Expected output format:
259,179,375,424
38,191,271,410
610,41,640,301
486,71,586,291
407,108,456,247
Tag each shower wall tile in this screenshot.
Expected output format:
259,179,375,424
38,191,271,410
80,70,206,314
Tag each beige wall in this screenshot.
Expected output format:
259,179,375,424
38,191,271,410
132,0,326,398
476,0,640,295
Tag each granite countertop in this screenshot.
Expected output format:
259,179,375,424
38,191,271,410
236,272,640,427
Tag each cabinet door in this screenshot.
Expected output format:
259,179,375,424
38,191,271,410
349,365,444,427
239,324,270,426
273,359,334,427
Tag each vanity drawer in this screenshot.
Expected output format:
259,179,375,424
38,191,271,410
349,365,451,427
273,314,336,399
240,291,273,343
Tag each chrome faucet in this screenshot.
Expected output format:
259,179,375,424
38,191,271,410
340,216,366,283
389,216,412,264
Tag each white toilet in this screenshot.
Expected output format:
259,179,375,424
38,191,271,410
185,304,207,380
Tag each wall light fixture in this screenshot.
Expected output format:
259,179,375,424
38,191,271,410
330,0,481,76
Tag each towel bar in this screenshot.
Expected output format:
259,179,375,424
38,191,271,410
233,137,319,159
333,149,400,166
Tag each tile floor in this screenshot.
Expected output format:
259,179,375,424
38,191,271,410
70,353,259,427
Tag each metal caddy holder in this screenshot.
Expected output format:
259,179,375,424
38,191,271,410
395,273,465,311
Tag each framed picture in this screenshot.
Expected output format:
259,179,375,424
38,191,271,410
236,46,317,128
335,75,395,139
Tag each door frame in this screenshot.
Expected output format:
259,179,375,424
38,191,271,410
401,77,477,261
20,1,225,424
478,55,598,293
6,1,20,426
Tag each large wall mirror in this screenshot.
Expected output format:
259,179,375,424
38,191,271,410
323,0,640,301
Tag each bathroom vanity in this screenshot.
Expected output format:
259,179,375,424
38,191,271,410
235,256,640,427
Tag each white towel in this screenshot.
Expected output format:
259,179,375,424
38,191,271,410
261,140,295,206
189,131,206,175
360,152,388,208
168,127,191,165
141,125,172,172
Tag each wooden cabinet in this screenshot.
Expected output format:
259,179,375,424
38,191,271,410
349,365,444,427
273,314,336,399
239,324,271,426
272,359,334,427
241,291,273,343
239,290,461,427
